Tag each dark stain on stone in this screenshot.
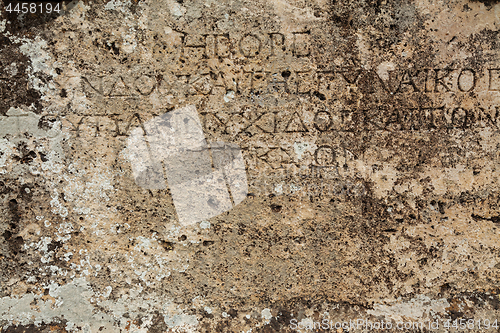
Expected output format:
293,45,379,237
8,198,20,225
470,0,500,9
262,308,293,332
160,240,175,251
38,115,59,131
438,201,446,214
12,143,37,165
8,235,24,256
3,229,12,240
3,323,57,333
270,204,282,212
0,43,42,115
38,152,49,162
47,240,62,253
20,185,33,202
471,213,500,223
312,90,326,100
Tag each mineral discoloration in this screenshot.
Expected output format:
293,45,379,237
1,0,500,331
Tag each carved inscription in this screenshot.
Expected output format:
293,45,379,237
61,103,500,141
56,30,500,184
199,104,500,136
77,66,498,100
175,31,304,60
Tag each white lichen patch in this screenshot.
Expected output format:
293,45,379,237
293,142,314,160
105,0,132,13
261,308,272,320
368,295,450,322
18,37,58,98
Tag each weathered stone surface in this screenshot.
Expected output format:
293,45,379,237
1,0,500,331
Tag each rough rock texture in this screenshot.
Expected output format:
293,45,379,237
1,0,500,332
